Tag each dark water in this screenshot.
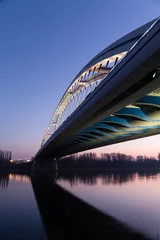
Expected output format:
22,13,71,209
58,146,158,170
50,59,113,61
0,173,46,240
0,170,160,239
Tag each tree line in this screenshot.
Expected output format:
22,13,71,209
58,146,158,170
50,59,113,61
58,152,160,169
0,150,12,163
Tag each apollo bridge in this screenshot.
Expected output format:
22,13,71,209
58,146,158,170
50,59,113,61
34,17,160,165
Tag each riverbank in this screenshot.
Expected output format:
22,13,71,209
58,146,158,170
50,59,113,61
0,162,31,173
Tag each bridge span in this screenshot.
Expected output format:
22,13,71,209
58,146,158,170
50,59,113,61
34,17,160,162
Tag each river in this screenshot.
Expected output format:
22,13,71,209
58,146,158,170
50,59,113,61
0,170,160,239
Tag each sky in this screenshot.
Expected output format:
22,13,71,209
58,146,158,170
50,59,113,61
0,0,160,159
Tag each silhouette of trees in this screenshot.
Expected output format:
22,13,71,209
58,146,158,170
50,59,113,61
0,150,12,164
58,152,160,170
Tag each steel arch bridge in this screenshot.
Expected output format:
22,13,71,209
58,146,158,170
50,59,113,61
34,17,160,161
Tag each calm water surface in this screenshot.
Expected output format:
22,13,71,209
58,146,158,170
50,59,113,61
0,173,46,240
57,170,160,240
0,170,160,239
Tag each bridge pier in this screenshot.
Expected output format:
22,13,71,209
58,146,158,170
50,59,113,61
32,158,58,173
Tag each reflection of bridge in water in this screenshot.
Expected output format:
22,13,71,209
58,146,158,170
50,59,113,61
34,17,160,165
0,171,155,239
31,171,151,240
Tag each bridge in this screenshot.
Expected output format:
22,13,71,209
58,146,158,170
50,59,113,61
34,17,160,164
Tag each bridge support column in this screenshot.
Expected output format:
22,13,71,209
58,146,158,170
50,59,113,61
32,158,58,172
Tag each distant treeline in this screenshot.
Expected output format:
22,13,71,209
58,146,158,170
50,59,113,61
0,150,12,163
58,152,160,169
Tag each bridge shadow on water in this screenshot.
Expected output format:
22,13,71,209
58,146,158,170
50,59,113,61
30,170,158,240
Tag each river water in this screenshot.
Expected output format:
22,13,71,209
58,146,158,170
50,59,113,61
0,170,160,239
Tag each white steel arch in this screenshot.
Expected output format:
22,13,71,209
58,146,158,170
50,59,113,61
41,52,126,147
41,17,160,148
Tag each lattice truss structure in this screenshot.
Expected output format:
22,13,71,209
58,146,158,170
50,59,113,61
41,51,126,147
41,17,160,148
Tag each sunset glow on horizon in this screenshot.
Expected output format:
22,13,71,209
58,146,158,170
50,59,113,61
0,0,160,159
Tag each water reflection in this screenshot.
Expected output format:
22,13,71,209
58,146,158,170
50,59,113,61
9,173,30,183
0,171,153,239
138,171,159,180
57,170,160,240
0,172,9,189
31,171,148,240
0,172,30,190
57,170,160,186
0,171,45,239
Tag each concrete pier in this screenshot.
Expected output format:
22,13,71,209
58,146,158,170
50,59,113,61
32,158,58,172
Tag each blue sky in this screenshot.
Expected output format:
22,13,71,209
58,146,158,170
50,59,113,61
0,0,160,159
